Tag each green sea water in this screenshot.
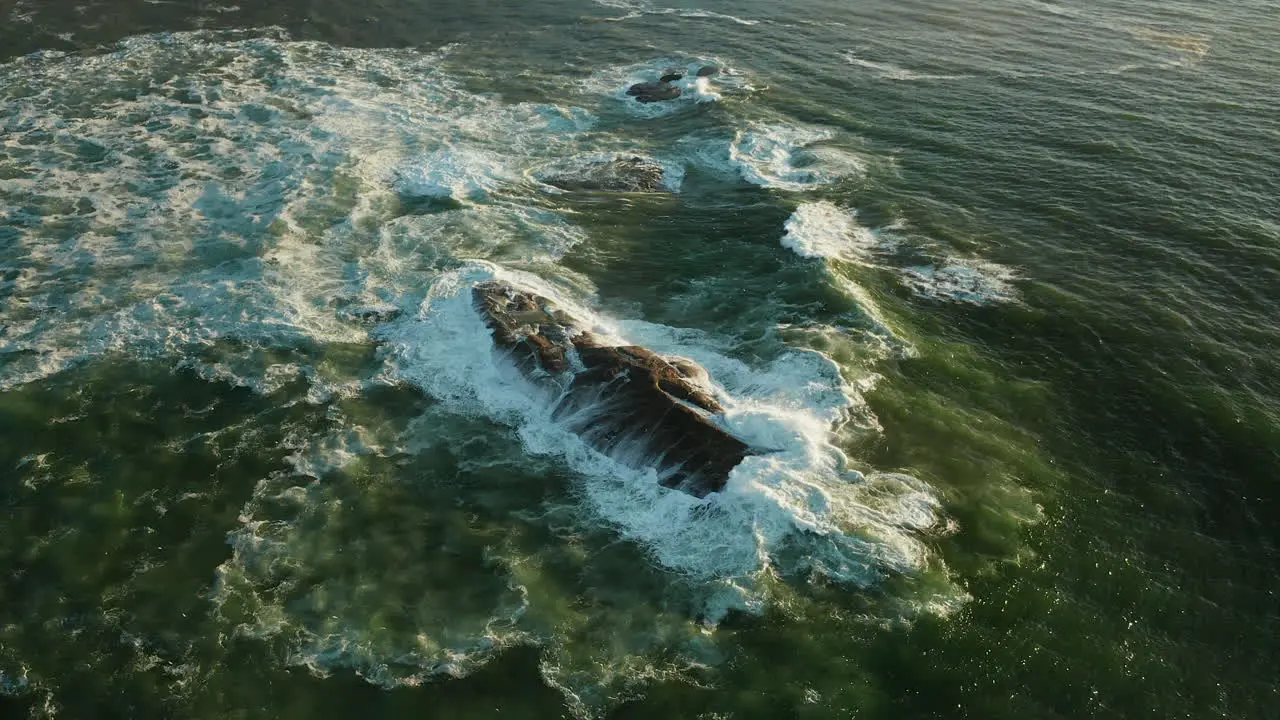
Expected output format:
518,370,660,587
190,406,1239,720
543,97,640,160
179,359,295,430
1,1,1277,718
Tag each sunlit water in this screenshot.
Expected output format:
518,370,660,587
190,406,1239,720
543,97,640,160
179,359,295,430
2,1,1277,718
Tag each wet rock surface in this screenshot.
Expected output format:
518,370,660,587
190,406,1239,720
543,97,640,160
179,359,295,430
625,80,681,103
540,156,669,193
473,281,751,497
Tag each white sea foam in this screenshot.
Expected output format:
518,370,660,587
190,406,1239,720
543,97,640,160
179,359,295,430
899,258,1019,305
1023,0,1081,17
775,204,1017,307
395,147,516,201
675,8,760,25
691,75,721,103
781,201,883,262
680,123,865,189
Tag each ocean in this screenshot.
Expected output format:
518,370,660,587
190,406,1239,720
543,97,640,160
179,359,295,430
1,0,1277,718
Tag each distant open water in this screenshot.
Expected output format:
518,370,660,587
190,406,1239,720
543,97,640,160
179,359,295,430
2,1,1277,718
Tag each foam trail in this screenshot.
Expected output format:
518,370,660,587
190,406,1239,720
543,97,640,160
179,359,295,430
213,424,534,689
899,259,1019,305
843,51,971,81
678,123,865,189
591,0,761,26
677,9,760,25
775,204,1018,306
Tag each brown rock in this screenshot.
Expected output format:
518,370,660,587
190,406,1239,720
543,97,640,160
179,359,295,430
471,281,751,497
472,281,576,378
525,333,569,374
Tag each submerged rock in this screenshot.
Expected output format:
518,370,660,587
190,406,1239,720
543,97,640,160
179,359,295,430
660,71,684,83
334,300,404,325
540,156,669,193
347,307,403,325
626,80,681,103
695,65,720,77
473,281,751,497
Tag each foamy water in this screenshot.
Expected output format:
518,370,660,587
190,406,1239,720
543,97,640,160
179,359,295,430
5,1,1274,718
380,262,941,588
779,204,1019,306
899,259,1019,305
2,29,962,717
0,33,599,391
725,124,866,189
781,201,883,261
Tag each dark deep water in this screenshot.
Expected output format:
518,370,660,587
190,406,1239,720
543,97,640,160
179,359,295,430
2,0,1278,718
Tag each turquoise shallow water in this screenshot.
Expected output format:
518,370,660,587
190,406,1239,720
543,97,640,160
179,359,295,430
2,1,1278,718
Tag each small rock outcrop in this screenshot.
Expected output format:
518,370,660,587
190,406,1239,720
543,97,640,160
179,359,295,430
540,156,669,193
659,71,684,83
347,307,403,325
333,298,404,325
473,281,751,497
626,80,681,103
695,65,720,77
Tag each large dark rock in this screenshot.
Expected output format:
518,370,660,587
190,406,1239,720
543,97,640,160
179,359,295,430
540,156,668,193
625,80,681,103
472,281,751,497
346,306,403,325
